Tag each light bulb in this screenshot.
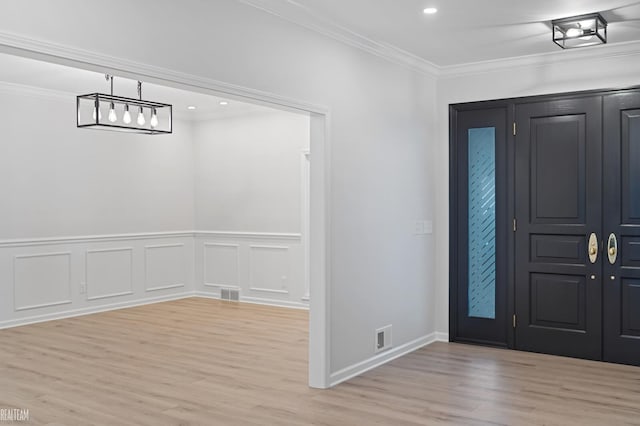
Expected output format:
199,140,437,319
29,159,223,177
108,102,117,123
123,105,132,124
566,27,582,38
150,108,158,128
137,107,146,126
92,105,102,121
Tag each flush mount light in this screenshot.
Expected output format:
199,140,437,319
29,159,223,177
187,105,197,110
77,75,172,134
423,7,437,14
219,101,229,106
552,12,607,49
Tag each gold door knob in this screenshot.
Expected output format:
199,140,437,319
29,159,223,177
590,247,597,255
609,247,616,256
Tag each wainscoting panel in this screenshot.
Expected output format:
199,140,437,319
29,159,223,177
203,243,240,289
145,244,187,292
196,232,307,309
0,233,194,329
14,252,71,311
86,248,133,301
249,245,290,295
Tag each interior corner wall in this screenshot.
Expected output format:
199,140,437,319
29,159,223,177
434,51,640,335
193,110,310,233
192,109,311,307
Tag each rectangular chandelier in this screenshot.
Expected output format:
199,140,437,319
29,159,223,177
552,13,607,49
77,76,172,134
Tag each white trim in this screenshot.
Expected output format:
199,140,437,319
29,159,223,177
145,283,185,292
439,39,640,78
329,333,438,387
308,111,331,389
249,287,289,295
0,292,192,330
0,231,194,248
87,291,134,301
435,332,449,342
196,231,301,241
0,30,329,115
202,283,241,290
195,291,309,310
236,0,439,76
241,296,308,310
301,150,311,302
0,231,301,248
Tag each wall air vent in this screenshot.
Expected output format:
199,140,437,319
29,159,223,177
220,288,240,302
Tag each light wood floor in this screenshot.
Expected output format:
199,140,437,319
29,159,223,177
1,298,640,425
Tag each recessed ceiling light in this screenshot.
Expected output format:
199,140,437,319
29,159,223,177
219,101,229,106
423,7,437,14
187,105,197,110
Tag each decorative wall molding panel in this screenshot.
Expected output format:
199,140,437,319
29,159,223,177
0,233,195,329
85,247,134,301
203,243,240,289
248,244,290,295
13,252,72,311
0,231,307,329
196,232,307,309
144,244,187,292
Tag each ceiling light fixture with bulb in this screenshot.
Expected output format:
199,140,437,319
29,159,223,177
552,12,607,49
423,7,437,14
76,74,172,134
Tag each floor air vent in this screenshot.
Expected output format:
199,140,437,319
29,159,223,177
220,288,240,302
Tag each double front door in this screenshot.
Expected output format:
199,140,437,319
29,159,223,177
451,89,640,365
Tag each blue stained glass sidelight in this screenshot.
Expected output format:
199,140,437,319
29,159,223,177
468,127,496,319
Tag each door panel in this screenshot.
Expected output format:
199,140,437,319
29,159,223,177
515,97,602,360
603,92,640,365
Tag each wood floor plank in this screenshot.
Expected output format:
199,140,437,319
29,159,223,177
1,298,640,425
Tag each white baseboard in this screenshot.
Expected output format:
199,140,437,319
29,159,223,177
329,332,438,387
435,331,449,342
193,291,309,310
0,291,193,330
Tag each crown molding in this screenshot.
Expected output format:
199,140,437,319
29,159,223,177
236,0,439,77
0,30,329,115
439,39,640,79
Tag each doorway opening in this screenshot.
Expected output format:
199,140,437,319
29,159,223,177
0,47,330,388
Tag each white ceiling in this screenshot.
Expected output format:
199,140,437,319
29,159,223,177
0,52,276,120
241,0,640,66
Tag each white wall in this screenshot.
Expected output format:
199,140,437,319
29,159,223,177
194,110,310,233
0,86,195,239
434,49,640,335
0,0,437,383
193,109,310,307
